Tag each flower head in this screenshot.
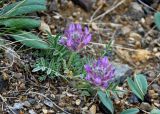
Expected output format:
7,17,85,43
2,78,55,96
84,56,115,89
59,23,92,51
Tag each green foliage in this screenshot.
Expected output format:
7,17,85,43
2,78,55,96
33,34,89,80
0,18,40,29
32,35,67,79
0,0,46,16
75,80,95,97
154,12,160,30
98,90,114,114
32,57,62,79
127,74,148,101
38,75,47,82
106,82,127,99
150,109,160,114
11,31,49,49
0,0,49,49
120,108,139,114
102,41,112,56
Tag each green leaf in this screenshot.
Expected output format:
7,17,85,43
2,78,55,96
135,74,148,95
32,66,41,72
0,18,40,29
150,109,160,114
127,77,144,100
80,90,90,97
0,0,46,16
38,75,46,82
11,31,49,49
154,12,160,30
98,90,114,114
121,108,139,114
47,68,52,75
0,39,5,45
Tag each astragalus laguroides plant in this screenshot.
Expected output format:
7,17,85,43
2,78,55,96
59,23,92,70
84,56,116,114
84,56,115,89
59,23,92,51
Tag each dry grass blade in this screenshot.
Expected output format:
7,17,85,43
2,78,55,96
91,0,125,22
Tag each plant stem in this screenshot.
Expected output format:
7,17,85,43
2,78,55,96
67,52,76,68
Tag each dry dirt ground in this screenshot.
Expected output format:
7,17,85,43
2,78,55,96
0,0,160,114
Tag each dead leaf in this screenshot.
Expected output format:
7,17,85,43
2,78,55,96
91,22,99,30
29,109,36,114
42,108,48,114
75,99,81,106
131,49,152,62
89,104,96,114
2,72,9,80
115,47,153,66
64,69,73,79
5,47,20,65
114,48,133,65
39,21,51,33
155,52,160,58
19,110,24,114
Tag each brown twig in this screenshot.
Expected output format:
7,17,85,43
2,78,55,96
0,94,16,114
137,0,156,12
148,73,160,87
91,0,125,22
28,91,71,114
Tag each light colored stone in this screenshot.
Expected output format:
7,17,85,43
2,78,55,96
23,101,31,107
152,93,159,99
140,102,152,112
131,2,143,13
89,104,96,114
29,109,37,114
39,21,51,33
129,32,142,39
75,99,81,106
153,48,158,52
152,84,160,92
122,26,131,35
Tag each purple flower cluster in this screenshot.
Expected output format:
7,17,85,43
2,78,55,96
84,57,115,88
59,23,92,51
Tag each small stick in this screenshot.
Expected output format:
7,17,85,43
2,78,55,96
137,0,156,12
0,94,16,114
90,5,103,23
91,0,125,22
89,41,148,52
148,73,160,87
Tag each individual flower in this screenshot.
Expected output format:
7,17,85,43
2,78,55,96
84,56,115,89
59,23,92,51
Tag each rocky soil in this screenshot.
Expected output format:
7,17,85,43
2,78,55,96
0,0,160,114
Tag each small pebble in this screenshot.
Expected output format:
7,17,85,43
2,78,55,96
35,103,42,109
153,48,158,52
152,93,159,99
75,99,81,106
89,104,96,114
72,12,77,17
140,102,152,112
129,32,142,39
122,26,131,35
23,101,31,107
152,84,160,92
148,90,155,96
29,109,37,114
28,98,36,105
128,94,139,104
14,73,23,79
